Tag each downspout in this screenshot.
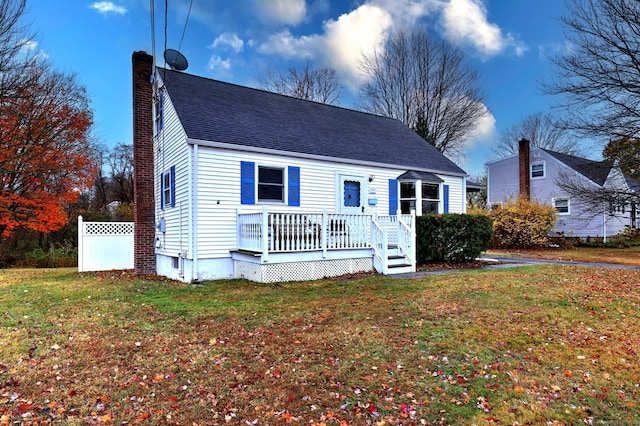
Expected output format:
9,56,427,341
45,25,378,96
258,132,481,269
603,204,607,243
191,143,199,282
462,178,467,214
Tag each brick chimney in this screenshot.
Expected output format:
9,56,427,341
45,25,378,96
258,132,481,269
518,138,531,202
132,51,156,275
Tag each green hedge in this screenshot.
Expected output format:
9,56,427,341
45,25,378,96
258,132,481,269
416,214,493,264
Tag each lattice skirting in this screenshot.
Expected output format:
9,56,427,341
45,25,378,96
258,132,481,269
234,258,373,283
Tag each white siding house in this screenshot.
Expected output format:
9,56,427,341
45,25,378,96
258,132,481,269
137,58,470,283
487,140,638,240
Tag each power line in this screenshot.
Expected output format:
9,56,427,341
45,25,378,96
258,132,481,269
149,0,156,61
178,0,194,53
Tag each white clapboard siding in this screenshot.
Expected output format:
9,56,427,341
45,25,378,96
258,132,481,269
154,84,191,258
194,146,466,259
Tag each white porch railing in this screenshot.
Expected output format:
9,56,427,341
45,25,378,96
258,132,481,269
237,207,415,274
237,207,371,261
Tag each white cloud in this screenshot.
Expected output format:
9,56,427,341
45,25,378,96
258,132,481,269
322,5,392,88
439,0,524,58
256,0,523,91
254,0,307,26
459,105,497,176
90,1,127,15
258,5,391,88
207,55,232,73
19,39,38,51
259,29,319,59
212,33,244,53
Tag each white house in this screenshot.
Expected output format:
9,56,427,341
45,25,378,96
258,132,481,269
487,139,638,240
132,52,471,283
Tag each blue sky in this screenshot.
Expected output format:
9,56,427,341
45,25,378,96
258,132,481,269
25,0,570,177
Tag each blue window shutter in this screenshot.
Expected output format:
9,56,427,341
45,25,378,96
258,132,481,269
443,184,449,213
388,179,398,215
240,161,255,204
170,166,176,207
160,173,164,210
288,166,300,206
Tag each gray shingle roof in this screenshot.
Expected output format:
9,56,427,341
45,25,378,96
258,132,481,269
159,68,466,176
543,149,613,185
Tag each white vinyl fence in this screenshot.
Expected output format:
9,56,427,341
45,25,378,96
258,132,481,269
77,215,134,272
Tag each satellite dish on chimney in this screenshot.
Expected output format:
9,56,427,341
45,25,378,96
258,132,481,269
164,49,188,71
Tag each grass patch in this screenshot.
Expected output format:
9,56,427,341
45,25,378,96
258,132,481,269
1,266,640,424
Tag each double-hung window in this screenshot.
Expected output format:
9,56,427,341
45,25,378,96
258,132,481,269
240,162,300,206
531,162,545,179
399,181,417,214
553,198,569,215
258,166,284,202
421,182,440,214
155,91,164,133
161,166,175,209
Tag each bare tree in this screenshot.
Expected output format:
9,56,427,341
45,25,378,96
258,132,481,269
493,112,577,157
258,62,343,105
541,0,640,222
0,0,38,99
357,27,486,157
556,169,640,223
107,143,134,204
544,0,640,140
603,137,640,181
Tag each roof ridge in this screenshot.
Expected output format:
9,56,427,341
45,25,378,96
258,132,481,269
157,66,401,122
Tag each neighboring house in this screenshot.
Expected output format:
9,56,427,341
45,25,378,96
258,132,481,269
487,139,638,239
132,52,471,283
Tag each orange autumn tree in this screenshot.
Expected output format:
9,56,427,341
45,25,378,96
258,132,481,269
0,67,97,239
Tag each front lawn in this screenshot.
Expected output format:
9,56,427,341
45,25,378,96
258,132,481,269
1,266,640,424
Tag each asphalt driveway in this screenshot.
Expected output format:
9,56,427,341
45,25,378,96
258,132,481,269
391,255,640,279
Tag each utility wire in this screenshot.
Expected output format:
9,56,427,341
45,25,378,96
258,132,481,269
150,0,156,62
178,0,194,53
163,0,168,69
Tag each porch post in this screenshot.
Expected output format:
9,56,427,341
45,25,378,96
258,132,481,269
321,209,327,258
78,215,84,272
410,209,416,272
236,207,241,250
261,206,269,262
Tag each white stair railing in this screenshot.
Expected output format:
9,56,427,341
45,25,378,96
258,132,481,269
370,216,388,274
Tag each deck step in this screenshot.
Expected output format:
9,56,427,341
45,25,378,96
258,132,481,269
386,263,413,274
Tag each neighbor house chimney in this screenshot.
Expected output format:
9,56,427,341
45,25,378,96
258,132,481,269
132,51,156,275
518,138,531,202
